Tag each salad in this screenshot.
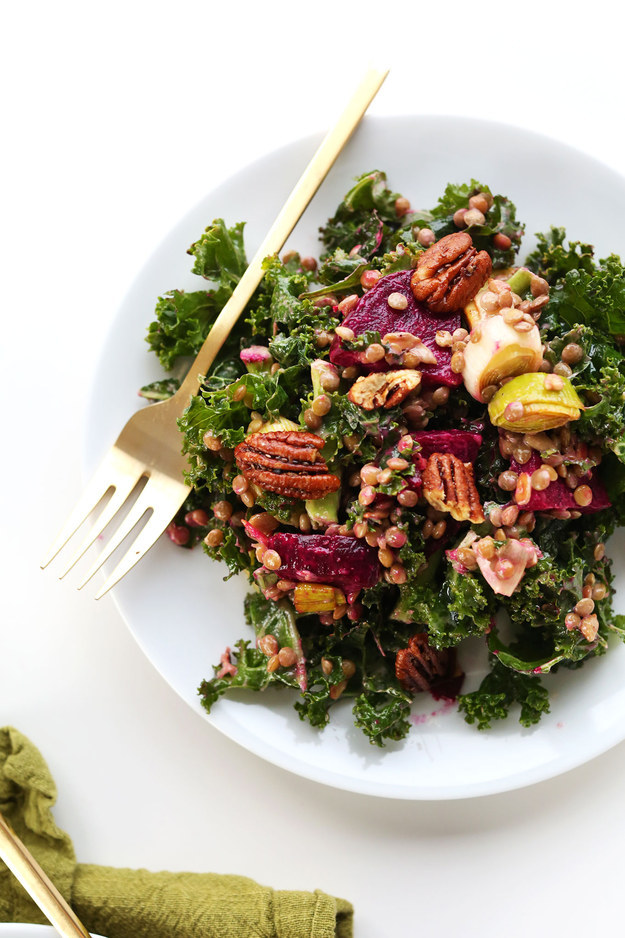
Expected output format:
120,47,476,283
142,171,625,747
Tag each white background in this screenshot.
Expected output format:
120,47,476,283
3,1,625,935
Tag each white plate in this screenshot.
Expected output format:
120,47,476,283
83,115,625,800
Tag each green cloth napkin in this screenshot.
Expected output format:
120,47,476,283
0,728,353,938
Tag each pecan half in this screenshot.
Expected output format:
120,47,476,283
422,452,485,523
410,232,492,313
395,633,455,695
234,431,340,500
347,369,421,411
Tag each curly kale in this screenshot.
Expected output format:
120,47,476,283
146,219,250,371
319,170,404,257
422,179,524,267
530,228,625,337
525,226,596,284
458,658,550,730
544,324,625,467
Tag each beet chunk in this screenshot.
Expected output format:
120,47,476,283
508,452,610,513
411,430,482,463
267,532,380,592
329,270,462,387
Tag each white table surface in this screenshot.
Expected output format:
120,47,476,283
4,2,625,935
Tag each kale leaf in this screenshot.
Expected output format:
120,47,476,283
146,290,226,370
532,229,625,337
457,657,550,730
525,226,595,283
188,219,247,285
424,179,524,267
146,219,249,370
544,324,625,465
319,170,403,256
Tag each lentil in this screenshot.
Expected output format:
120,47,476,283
394,196,411,217
360,269,382,290
495,559,516,580
493,232,512,250
469,193,490,213
575,597,595,617
553,361,573,378
464,208,486,227
204,528,224,548
311,394,332,416
232,475,249,495
303,408,322,431
504,400,525,422
475,537,496,560
501,505,519,526
573,484,593,507
320,370,340,392
530,468,552,491
329,680,348,700
417,227,435,246
450,351,465,373
544,373,565,391
337,294,359,316
561,343,584,365
388,292,408,310
263,549,282,571
592,582,608,601
453,208,467,227
359,485,377,506
457,547,478,570
435,330,453,347
364,343,386,363
213,500,233,522
258,634,279,656
386,457,409,472
203,431,222,451
378,548,395,568
278,646,298,667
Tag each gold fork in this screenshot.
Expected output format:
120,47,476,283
0,812,92,938
41,68,388,599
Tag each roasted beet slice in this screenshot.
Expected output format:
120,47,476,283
509,453,610,513
329,270,462,387
411,430,482,463
267,532,380,592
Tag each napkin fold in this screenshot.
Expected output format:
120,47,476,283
0,728,353,937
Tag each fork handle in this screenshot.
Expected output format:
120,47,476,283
0,812,92,938
177,66,388,400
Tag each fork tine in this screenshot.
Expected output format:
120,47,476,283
76,484,157,591
56,472,146,580
40,450,144,570
93,503,175,600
